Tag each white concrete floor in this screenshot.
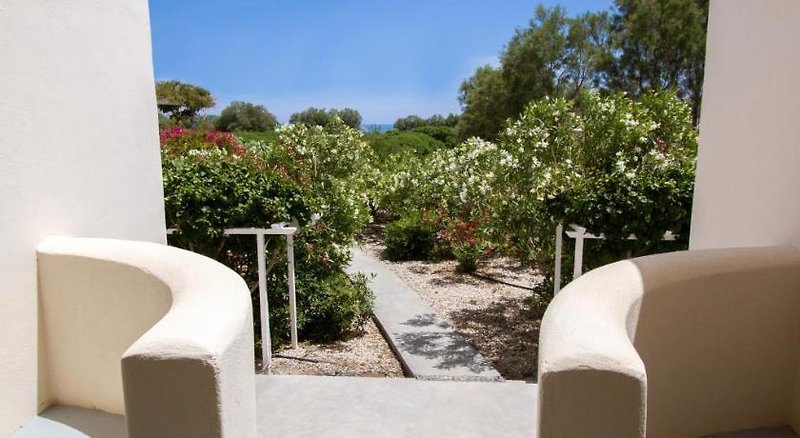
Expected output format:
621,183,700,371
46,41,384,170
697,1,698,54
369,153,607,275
11,405,126,438
256,375,538,438
12,381,800,438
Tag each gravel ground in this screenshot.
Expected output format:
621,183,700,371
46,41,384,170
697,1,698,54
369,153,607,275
359,231,544,382
269,227,544,381
269,318,404,378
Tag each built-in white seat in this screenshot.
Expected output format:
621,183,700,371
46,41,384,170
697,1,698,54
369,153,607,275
37,237,257,438
539,246,800,438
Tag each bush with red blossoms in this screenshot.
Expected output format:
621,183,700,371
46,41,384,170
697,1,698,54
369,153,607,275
160,126,245,157
438,213,492,272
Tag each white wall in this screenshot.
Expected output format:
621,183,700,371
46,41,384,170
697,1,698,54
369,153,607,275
690,0,800,249
0,0,165,434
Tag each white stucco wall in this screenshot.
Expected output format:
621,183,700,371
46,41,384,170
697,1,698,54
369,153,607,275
0,0,165,434
690,0,800,249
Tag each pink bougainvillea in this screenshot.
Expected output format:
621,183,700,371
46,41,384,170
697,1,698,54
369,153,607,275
159,126,244,157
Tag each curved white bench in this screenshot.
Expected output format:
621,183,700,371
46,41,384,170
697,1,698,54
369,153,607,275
539,246,800,438
37,237,256,438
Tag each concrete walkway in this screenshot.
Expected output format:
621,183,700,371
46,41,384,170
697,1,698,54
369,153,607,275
256,375,537,437
346,248,502,381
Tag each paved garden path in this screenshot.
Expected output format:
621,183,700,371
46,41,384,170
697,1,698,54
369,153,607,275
346,248,502,381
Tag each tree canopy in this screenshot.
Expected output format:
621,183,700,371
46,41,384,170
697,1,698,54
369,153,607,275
155,80,215,126
602,0,709,123
215,101,278,132
393,114,460,131
289,107,362,130
456,0,708,140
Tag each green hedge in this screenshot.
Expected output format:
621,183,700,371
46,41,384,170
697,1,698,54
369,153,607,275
161,121,375,352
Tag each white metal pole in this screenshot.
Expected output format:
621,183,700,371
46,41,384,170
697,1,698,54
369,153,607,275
286,234,298,349
256,232,271,372
573,229,585,279
554,224,563,295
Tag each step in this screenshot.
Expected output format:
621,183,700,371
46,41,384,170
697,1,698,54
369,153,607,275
256,375,537,437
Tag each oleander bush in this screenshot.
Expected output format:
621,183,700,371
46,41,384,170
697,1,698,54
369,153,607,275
378,90,697,295
161,120,375,351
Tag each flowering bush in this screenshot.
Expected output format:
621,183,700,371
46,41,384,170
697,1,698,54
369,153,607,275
494,91,697,281
160,126,244,157
160,120,375,350
379,91,697,293
439,215,491,272
378,137,501,220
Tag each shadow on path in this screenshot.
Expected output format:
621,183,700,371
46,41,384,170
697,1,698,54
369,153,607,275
395,313,497,375
447,298,541,381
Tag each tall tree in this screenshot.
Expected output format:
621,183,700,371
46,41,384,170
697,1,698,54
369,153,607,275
603,0,709,123
335,108,363,130
289,107,329,127
456,65,509,141
393,115,425,131
502,7,610,115
457,6,610,141
215,101,278,132
155,80,214,126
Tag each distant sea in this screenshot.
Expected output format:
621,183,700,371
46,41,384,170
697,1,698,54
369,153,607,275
361,123,393,133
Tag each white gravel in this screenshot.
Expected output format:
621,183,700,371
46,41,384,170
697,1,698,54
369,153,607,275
269,317,404,378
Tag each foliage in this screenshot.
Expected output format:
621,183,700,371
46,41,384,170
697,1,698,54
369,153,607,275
411,126,457,148
439,215,491,272
456,1,708,141
155,80,215,126
235,130,278,145
160,126,244,157
383,213,437,261
160,119,376,349
216,101,278,132
392,115,425,131
496,90,697,281
602,0,709,123
367,130,445,164
457,7,610,141
299,271,373,341
393,113,460,131
194,114,220,130
379,137,501,219
334,108,363,130
380,91,697,291
456,66,509,141
289,107,363,130
501,6,610,116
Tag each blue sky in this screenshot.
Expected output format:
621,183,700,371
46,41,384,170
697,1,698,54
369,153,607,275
149,1,614,124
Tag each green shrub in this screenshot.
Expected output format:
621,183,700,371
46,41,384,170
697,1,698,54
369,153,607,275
411,125,457,148
235,130,277,145
161,119,375,351
368,130,444,164
216,101,277,132
383,214,437,261
378,91,697,294
299,272,373,341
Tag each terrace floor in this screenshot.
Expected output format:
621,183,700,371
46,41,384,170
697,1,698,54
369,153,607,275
14,376,539,438
256,375,537,437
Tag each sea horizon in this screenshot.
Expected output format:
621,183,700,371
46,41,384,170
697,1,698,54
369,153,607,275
361,123,393,133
